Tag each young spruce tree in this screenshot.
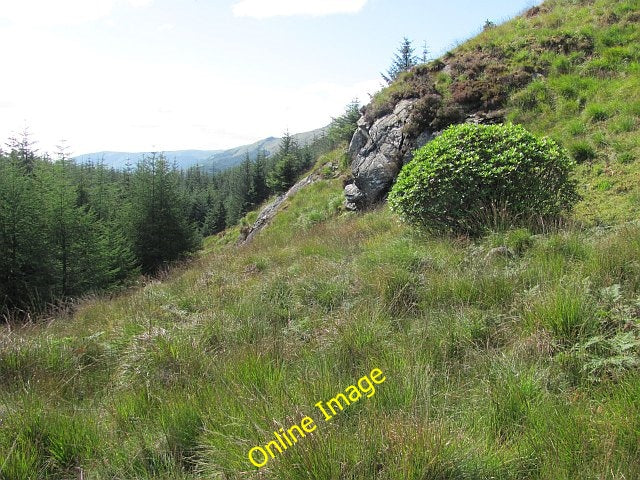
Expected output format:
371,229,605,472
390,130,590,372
382,37,418,84
128,153,200,273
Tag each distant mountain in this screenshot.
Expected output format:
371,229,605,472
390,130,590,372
74,126,328,171
73,150,223,170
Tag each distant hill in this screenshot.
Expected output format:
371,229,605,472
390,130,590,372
74,126,328,171
72,150,223,170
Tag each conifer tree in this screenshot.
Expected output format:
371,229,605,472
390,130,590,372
0,151,52,309
267,132,299,193
421,41,430,63
382,37,418,84
42,146,108,296
266,153,296,194
250,149,269,204
225,152,253,225
327,99,361,146
128,153,199,273
5,128,37,174
202,194,226,235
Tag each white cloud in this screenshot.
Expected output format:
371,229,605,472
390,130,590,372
0,0,152,27
232,0,368,18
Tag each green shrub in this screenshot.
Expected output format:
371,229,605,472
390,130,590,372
389,123,578,235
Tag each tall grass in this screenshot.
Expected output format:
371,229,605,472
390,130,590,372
2,173,640,478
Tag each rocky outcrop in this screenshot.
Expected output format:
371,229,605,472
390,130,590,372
344,99,506,210
238,172,323,245
345,99,434,210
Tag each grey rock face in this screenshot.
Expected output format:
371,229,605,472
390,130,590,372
348,117,370,159
347,99,418,206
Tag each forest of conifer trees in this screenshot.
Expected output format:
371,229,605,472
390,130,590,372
0,101,360,317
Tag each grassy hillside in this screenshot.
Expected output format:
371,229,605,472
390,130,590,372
3,159,640,478
367,0,640,225
2,0,640,479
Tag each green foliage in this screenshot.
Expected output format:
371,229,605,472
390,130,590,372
382,37,419,84
0,153,53,309
585,103,610,122
389,123,578,235
267,153,297,194
490,368,542,443
128,153,200,273
566,331,640,383
201,196,226,236
0,142,140,311
367,0,640,225
325,99,361,147
3,1,640,479
610,115,636,133
225,154,255,225
266,132,314,194
0,117,341,312
524,283,598,345
4,176,640,478
512,80,553,112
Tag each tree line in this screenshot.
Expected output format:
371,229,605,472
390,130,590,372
0,101,360,316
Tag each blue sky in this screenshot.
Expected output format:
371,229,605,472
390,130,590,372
0,0,539,155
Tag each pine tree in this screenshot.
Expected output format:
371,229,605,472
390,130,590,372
5,128,37,174
382,37,418,84
0,151,53,309
250,149,269,204
42,146,109,297
225,152,253,225
202,194,226,236
95,219,139,285
421,41,430,63
266,132,300,193
327,99,361,146
128,153,200,273
267,153,296,194
90,157,111,220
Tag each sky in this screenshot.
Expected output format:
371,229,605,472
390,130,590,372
0,0,539,156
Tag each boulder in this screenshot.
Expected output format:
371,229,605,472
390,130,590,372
344,183,364,211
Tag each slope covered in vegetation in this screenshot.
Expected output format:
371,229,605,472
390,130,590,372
2,166,640,478
367,0,639,225
1,0,640,479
